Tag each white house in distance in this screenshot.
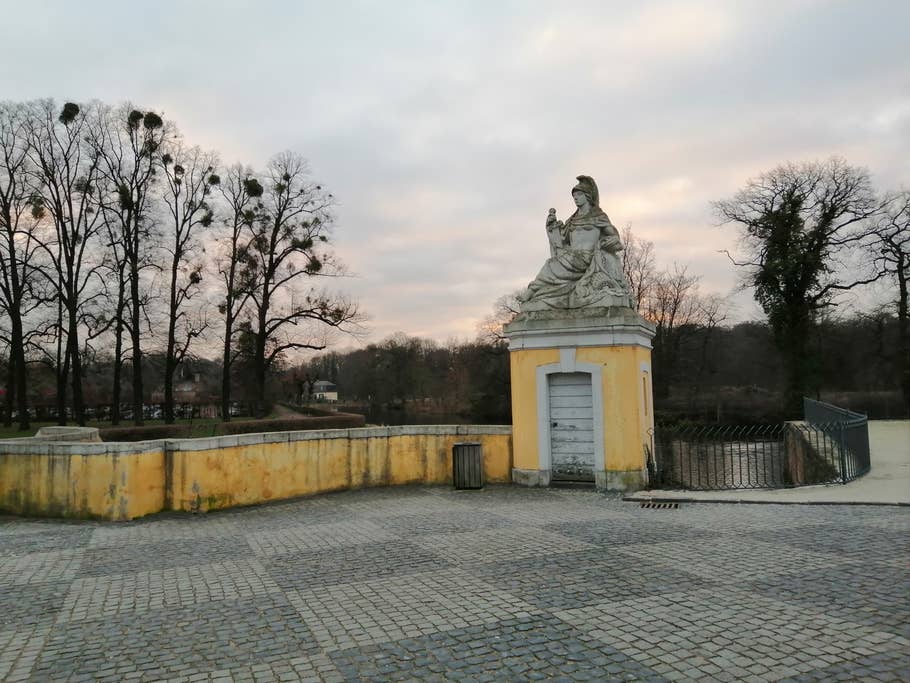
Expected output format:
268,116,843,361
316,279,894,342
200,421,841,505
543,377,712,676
312,380,339,403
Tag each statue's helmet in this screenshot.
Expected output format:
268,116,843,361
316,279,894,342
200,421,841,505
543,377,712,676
571,175,599,207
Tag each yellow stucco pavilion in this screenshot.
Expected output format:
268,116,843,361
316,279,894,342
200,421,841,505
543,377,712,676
504,308,656,491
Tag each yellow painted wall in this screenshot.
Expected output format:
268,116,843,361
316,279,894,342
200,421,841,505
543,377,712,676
169,432,513,513
0,427,513,520
509,344,653,474
510,349,559,470
0,447,165,521
577,345,653,472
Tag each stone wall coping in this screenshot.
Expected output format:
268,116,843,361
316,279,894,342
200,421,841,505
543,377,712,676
0,424,513,455
169,424,513,452
33,426,101,442
0,439,166,456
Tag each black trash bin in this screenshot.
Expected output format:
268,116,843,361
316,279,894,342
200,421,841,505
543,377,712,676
452,442,483,490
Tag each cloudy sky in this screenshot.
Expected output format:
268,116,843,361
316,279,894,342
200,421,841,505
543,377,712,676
3,0,908,345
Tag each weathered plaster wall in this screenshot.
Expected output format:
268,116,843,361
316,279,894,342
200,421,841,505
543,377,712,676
0,426,512,521
509,348,560,471
0,442,166,521
168,426,512,513
509,344,654,481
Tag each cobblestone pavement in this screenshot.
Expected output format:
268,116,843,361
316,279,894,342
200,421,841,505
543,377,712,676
1,486,908,682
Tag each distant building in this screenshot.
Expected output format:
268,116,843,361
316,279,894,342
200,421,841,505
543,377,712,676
312,380,338,403
150,364,219,417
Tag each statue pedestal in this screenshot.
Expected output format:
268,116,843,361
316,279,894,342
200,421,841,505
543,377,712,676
503,308,656,491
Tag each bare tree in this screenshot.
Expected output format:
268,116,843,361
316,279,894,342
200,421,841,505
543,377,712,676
25,100,107,425
215,164,263,420
0,102,43,431
866,190,910,412
91,104,168,425
644,264,704,399
98,217,130,424
621,225,657,314
238,152,360,417
476,290,521,344
715,157,882,414
159,144,219,423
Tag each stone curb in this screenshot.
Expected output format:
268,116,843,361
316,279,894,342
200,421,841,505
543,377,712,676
624,494,909,507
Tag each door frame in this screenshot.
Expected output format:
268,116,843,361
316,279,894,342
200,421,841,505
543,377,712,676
536,348,605,484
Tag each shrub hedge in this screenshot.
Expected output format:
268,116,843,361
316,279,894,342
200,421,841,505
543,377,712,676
217,414,365,435
99,424,197,442
98,413,366,442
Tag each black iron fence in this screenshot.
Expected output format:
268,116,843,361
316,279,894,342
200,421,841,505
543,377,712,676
802,397,871,483
648,398,870,491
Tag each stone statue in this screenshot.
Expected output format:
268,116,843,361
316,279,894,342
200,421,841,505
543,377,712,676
517,175,633,312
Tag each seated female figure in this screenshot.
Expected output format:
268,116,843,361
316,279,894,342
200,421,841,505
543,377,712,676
518,175,632,312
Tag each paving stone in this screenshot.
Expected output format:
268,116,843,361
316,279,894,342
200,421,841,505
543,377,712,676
465,546,718,611
413,525,597,565
80,534,254,577
264,538,452,590
372,507,516,535
245,519,396,556
329,614,664,681
555,586,906,681
745,523,909,564
544,515,719,547
55,558,283,623
0,581,71,629
618,534,859,583
0,548,89,593
0,526,95,557
287,567,540,651
0,488,905,681
746,559,910,639
34,594,319,680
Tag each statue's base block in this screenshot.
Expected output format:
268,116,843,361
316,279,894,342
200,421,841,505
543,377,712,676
504,308,656,493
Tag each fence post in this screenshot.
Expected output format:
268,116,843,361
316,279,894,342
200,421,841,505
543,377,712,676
838,424,848,484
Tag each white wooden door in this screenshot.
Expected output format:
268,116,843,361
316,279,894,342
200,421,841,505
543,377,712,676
548,372,595,481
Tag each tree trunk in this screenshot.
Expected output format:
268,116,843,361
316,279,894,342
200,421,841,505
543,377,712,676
781,325,811,419
253,298,269,419
10,311,29,431
4,231,30,430
4,355,14,428
111,295,124,425
68,309,85,426
220,243,242,422
164,357,175,424
129,256,144,426
254,328,267,418
164,254,179,424
221,312,233,422
55,297,67,425
897,256,909,415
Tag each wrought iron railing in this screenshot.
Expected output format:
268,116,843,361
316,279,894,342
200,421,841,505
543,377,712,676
649,399,870,491
802,398,870,483
652,423,788,490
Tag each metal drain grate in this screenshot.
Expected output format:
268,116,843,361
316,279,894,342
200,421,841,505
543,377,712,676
640,502,679,509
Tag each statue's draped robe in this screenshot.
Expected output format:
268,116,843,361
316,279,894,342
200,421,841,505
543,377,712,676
521,207,631,310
